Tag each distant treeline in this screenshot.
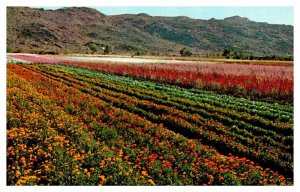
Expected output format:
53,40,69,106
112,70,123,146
6,46,293,61
221,48,293,61
179,47,293,61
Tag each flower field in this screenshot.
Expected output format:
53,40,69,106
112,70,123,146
7,53,293,103
7,60,293,185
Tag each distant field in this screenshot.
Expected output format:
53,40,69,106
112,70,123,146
7,53,294,66
7,54,293,185
7,54,293,104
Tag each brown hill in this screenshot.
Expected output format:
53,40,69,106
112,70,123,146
7,7,293,55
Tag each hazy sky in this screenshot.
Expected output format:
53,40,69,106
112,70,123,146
37,7,293,25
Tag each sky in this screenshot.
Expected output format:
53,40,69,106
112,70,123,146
37,6,293,25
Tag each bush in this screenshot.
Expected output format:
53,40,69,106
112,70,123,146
85,42,99,53
222,48,293,61
103,45,112,55
180,47,192,57
134,50,146,56
7,46,13,53
89,43,98,53
221,172,242,185
222,49,231,58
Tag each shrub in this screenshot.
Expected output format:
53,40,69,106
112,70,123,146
7,46,13,53
180,47,192,57
104,45,112,55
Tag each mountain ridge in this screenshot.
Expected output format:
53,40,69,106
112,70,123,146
7,7,293,55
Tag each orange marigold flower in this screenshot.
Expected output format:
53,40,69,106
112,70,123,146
118,149,123,157
261,172,266,177
219,175,224,181
100,160,105,168
16,170,21,177
148,179,155,185
141,171,148,177
278,175,285,181
98,175,106,185
99,175,106,181
20,156,26,164
208,175,214,181
48,146,53,151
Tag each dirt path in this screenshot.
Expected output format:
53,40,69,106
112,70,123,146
67,56,206,64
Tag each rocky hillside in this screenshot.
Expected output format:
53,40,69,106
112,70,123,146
7,7,293,55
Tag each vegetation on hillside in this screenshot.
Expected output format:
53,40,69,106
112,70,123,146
7,7,293,56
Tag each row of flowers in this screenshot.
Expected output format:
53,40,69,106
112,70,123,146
23,64,293,172
33,64,292,138
7,54,293,104
9,66,288,185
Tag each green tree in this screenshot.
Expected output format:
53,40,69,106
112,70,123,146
222,48,231,59
134,50,146,56
89,44,98,53
103,45,112,55
249,54,254,60
86,42,98,53
179,47,192,57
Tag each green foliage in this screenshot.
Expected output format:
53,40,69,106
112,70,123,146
87,32,98,38
221,172,242,185
94,125,119,144
222,49,231,59
7,46,13,53
103,45,112,55
134,50,146,56
87,43,98,53
62,50,71,55
21,28,33,37
85,42,112,54
14,48,23,53
222,48,293,61
179,47,192,57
